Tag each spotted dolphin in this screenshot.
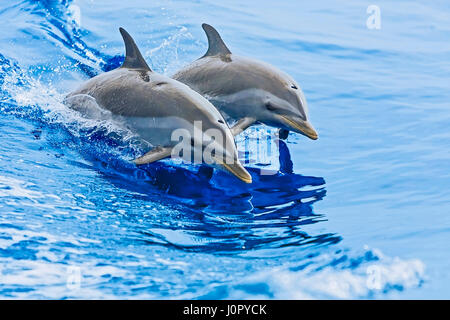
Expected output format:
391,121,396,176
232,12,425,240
65,28,252,183
173,24,318,140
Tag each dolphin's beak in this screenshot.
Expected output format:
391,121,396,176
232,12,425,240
278,115,318,140
221,162,252,183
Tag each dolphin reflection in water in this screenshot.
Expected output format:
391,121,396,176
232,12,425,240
81,135,339,254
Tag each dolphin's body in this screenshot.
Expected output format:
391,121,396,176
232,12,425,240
173,24,318,140
65,28,251,183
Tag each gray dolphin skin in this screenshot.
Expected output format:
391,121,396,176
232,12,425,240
173,24,318,140
65,28,252,183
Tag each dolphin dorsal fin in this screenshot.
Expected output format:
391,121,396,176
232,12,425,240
201,23,231,58
119,27,151,71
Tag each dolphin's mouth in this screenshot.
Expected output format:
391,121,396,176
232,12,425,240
221,162,252,183
279,115,318,140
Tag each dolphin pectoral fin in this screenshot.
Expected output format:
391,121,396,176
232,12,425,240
134,146,172,165
201,23,232,58
119,27,152,71
230,117,256,136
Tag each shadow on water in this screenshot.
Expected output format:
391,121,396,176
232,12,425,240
85,137,341,255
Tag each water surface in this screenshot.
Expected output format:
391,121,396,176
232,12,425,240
0,0,449,299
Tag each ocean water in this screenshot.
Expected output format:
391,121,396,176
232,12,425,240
0,0,449,299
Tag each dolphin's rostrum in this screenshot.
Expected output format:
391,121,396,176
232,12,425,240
65,28,252,183
173,24,318,140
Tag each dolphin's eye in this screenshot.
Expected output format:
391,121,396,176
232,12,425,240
291,85,298,90
218,119,224,124
265,102,276,111
140,73,150,82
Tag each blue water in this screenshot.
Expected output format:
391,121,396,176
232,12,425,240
0,0,449,299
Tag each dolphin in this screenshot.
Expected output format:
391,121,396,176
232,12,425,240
173,24,318,140
65,28,252,183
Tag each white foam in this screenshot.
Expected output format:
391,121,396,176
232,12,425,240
1,65,144,157
222,247,425,299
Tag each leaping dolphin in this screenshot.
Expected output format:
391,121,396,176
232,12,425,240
173,24,318,140
65,28,252,183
